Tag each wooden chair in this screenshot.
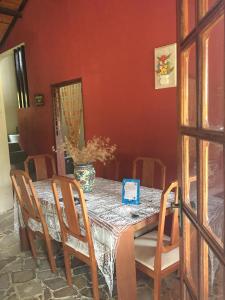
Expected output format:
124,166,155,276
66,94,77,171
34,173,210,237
51,175,99,299
134,181,179,300
95,158,120,181
10,170,56,272
132,157,166,189
133,157,166,238
24,154,56,181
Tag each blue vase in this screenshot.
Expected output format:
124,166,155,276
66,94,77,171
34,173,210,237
73,163,96,192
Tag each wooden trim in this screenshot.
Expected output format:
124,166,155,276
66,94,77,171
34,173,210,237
0,7,22,17
51,78,82,88
178,0,225,298
180,127,225,142
51,87,65,175
51,77,85,176
183,275,198,300
199,236,209,299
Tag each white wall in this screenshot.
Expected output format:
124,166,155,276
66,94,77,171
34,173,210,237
0,81,13,213
0,49,19,213
0,53,18,134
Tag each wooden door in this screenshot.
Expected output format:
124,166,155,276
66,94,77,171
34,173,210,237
178,0,225,299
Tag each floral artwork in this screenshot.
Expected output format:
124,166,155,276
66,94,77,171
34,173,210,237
154,43,177,89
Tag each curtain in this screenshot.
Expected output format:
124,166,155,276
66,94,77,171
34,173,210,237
59,82,84,148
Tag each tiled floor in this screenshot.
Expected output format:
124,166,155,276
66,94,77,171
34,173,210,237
0,209,180,299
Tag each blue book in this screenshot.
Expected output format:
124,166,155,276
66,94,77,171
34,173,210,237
122,179,140,205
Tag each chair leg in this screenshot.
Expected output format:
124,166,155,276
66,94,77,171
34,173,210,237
90,260,100,300
44,235,56,273
27,228,37,258
64,248,72,286
153,276,161,300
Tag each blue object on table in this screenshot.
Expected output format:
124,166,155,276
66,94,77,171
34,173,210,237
122,178,140,205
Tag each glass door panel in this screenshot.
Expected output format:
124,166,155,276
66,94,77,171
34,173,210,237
207,0,220,11
202,141,224,247
182,0,196,39
200,0,220,18
184,136,198,214
182,43,197,127
202,16,224,131
183,215,199,295
178,0,225,299
205,241,225,299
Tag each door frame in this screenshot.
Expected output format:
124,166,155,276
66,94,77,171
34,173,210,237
177,0,225,299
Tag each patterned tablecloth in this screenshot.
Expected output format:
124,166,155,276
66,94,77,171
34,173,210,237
22,177,174,294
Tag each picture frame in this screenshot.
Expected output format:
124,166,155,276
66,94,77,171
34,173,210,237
34,94,44,106
122,178,140,205
154,43,177,89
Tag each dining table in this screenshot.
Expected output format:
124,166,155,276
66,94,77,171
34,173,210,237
15,176,175,300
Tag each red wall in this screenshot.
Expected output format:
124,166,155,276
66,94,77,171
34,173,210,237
2,0,177,182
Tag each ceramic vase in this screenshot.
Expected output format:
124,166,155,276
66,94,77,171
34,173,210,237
73,163,95,192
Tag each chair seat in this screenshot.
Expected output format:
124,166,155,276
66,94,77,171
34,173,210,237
134,223,157,238
134,231,179,271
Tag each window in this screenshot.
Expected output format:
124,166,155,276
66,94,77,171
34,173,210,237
14,45,29,108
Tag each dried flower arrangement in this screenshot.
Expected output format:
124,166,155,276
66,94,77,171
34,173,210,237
64,136,117,165
52,93,117,165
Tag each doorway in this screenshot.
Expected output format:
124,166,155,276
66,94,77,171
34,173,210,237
0,46,20,212
178,1,225,299
52,78,85,175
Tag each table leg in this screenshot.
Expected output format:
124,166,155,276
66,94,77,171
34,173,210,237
19,227,30,251
116,227,137,300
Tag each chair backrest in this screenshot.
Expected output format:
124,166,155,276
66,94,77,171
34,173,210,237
51,175,95,255
10,169,45,225
155,180,179,270
132,157,166,189
24,154,56,181
95,158,120,181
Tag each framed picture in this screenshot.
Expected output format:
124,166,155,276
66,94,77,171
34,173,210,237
34,94,44,106
122,179,140,205
154,43,177,89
